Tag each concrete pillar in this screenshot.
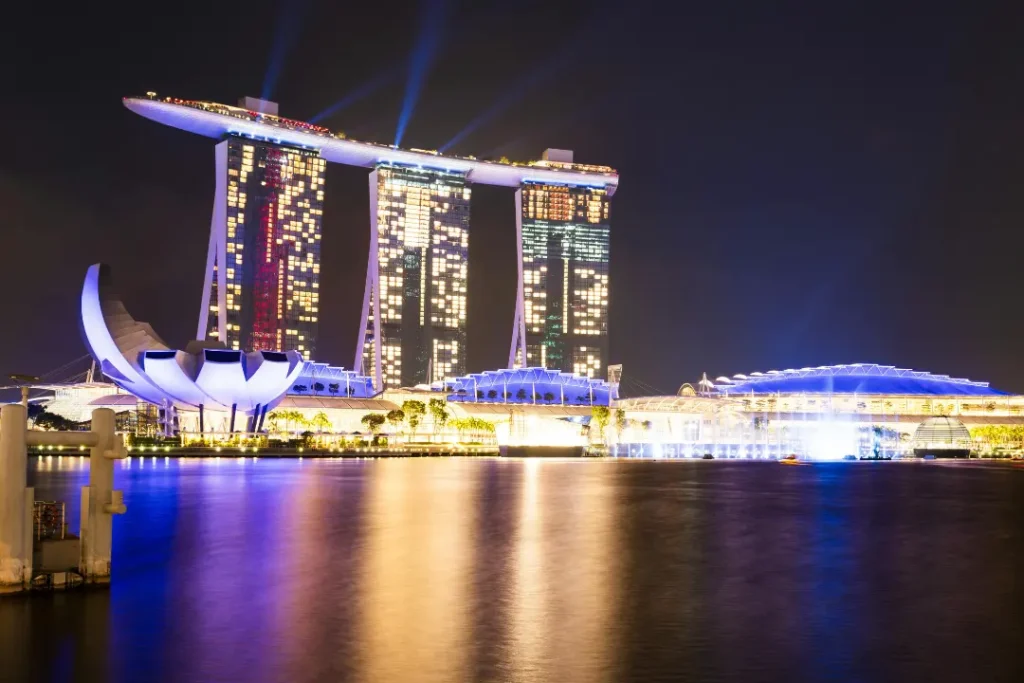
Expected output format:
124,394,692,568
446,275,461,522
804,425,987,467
80,408,125,584
0,404,31,592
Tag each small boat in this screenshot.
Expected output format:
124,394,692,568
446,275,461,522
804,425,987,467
779,454,810,466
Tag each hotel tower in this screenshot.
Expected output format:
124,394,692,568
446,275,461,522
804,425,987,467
198,97,326,359
509,150,611,379
355,164,471,388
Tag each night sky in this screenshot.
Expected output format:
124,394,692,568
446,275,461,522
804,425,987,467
3,0,1023,392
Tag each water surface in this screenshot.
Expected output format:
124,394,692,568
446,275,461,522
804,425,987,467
1,457,1022,682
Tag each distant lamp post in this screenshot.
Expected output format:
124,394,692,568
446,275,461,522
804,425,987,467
8,374,41,408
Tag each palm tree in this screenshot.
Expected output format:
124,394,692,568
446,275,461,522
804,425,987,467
292,384,308,394
516,388,527,401
313,382,325,396
487,389,498,400
275,410,297,432
290,410,310,432
328,383,340,397
591,405,610,442
543,391,555,403
311,411,332,433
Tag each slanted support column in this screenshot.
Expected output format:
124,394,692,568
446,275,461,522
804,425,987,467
508,187,528,368
355,169,383,392
197,141,229,343
0,404,31,593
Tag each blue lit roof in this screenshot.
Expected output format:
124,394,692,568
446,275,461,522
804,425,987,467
713,364,1006,397
287,363,375,398
446,367,613,405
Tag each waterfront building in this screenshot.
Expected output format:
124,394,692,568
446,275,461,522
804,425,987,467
613,363,1022,459
356,164,471,389
445,367,613,406
80,264,305,433
509,150,611,378
68,271,1024,457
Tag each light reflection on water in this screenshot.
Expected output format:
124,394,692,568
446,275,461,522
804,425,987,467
1,457,1022,682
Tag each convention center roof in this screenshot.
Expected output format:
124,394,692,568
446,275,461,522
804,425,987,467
711,363,1006,397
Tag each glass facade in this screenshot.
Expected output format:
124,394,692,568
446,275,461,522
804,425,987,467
520,182,610,378
364,164,470,388
205,136,325,359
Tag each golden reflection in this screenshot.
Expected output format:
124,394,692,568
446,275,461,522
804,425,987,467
560,462,621,680
510,458,547,671
272,464,329,678
357,459,478,681
509,461,622,680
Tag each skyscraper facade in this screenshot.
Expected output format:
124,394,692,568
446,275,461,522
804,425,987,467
126,95,618,384
199,135,326,359
515,180,611,378
357,163,471,388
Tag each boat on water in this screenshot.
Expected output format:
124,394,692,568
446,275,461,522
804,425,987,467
779,454,810,466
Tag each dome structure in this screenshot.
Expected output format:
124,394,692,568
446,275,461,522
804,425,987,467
80,264,305,423
714,364,1004,397
912,416,973,458
445,368,612,405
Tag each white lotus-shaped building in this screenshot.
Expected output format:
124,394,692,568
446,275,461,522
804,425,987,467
80,264,305,430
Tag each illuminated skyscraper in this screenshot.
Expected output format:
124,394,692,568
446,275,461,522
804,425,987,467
126,94,618,379
509,150,611,378
356,163,471,388
198,99,326,359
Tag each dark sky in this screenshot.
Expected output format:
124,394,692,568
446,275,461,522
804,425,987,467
3,0,1023,391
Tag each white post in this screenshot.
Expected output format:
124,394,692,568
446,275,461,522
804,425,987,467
0,404,30,592
80,408,126,584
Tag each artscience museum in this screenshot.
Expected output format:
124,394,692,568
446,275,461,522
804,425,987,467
80,264,306,433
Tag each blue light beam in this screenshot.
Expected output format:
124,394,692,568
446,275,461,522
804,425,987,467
439,68,551,153
438,29,590,154
309,67,402,124
485,90,617,160
394,0,449,147
261,0,313,103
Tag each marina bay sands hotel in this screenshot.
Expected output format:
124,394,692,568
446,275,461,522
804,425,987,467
125,94,618,390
